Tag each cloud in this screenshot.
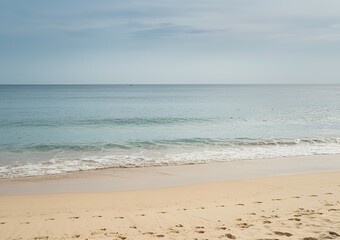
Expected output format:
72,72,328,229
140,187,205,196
130,23,227,39
1,0,340,83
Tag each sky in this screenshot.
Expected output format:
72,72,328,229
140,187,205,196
0,0,340,84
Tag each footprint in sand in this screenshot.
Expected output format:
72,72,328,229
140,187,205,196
253,201,263,204
220,233,236,239
302,237,317,240
236,223,253,229
325,192,333,195
130,225,137,229
20,222,30,225
0,222,6,224
115,216,124,219
169,228,180,234
235,203,244,206
100,228,106,231
143,232,154,235
288,218,301,221
69,217,79,219
272,198,282,201
328,208,340,212
72,235,80,238
34,237,49,240
217,226,227,230
92,215,102,218
329,231,340,237
175,224,184,228
263,220,271,224
45,218,55,221
117,236,127,240
309,195,318,197
217,204,225,207
157,211,167,214
274,231,293,237
156,234,165,238
138,213,146,216
291,196,300,199
195,226,205,233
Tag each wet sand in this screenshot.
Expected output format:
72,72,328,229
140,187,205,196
1,154,340,195
0,155,340,239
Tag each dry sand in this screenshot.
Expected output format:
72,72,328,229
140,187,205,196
0,156,340,239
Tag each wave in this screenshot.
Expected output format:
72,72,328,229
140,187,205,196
0,117,210,128
0,137,340,178
1,138,339,152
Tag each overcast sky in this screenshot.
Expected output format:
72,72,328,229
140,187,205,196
1,0,340,84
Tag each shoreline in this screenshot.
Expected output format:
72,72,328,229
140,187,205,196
1,154,339,239
0,153,340,195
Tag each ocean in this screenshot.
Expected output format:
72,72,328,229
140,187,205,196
0,84,339,178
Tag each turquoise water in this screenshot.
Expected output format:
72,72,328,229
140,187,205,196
0,84,340,178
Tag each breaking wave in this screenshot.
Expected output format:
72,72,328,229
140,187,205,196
0,137,340,178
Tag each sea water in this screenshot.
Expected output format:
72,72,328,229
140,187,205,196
0,84,339,178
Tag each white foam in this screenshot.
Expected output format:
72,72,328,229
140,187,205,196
1,141,340,178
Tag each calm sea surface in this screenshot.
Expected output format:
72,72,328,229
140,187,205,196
0,84,340,178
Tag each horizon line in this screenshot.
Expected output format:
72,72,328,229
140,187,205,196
1,83,339,86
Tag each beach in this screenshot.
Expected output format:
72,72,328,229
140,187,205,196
1,155,340,240
1,86,340,239
2,0,340,238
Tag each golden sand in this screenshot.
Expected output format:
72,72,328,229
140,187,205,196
1,171,339,239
